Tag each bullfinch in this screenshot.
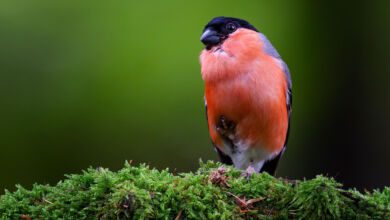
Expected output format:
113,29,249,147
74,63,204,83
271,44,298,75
199,17,292,175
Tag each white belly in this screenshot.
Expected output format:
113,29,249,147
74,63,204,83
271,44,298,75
220,139,276,172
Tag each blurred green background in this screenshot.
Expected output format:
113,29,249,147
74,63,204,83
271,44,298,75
0,0,389,191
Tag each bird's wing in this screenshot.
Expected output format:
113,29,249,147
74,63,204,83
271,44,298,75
258,33,292,175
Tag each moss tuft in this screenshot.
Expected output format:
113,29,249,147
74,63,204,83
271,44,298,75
0,161,388,219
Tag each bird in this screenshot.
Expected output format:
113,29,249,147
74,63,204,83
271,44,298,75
199,17,292,175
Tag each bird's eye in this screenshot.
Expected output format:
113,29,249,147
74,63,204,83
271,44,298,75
225,23,237,33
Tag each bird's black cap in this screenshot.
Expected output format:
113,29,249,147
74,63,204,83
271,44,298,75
203,16,258,33
201,17,258,49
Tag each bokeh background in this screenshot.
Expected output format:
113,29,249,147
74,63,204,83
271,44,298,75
1,0,389,192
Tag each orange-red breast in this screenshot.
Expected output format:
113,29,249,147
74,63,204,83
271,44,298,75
199,17,292,175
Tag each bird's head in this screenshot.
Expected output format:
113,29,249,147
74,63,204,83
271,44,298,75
200,17,258,50
200,17,262,81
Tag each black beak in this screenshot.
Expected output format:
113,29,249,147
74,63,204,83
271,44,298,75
201,29,221,49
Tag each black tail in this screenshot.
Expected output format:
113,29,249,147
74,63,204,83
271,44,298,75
260,148,285,175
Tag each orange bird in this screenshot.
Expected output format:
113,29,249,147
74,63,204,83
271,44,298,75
200,17,292,175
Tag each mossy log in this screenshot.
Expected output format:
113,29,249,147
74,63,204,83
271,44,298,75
0,161,389,219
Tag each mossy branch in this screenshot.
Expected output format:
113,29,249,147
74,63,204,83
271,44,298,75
0,161,389,219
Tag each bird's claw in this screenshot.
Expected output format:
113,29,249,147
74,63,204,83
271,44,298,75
241,165,256,179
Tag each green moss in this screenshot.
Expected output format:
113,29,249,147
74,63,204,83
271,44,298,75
0,161,388,219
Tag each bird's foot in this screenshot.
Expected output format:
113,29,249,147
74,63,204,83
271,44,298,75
241,165,257,179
